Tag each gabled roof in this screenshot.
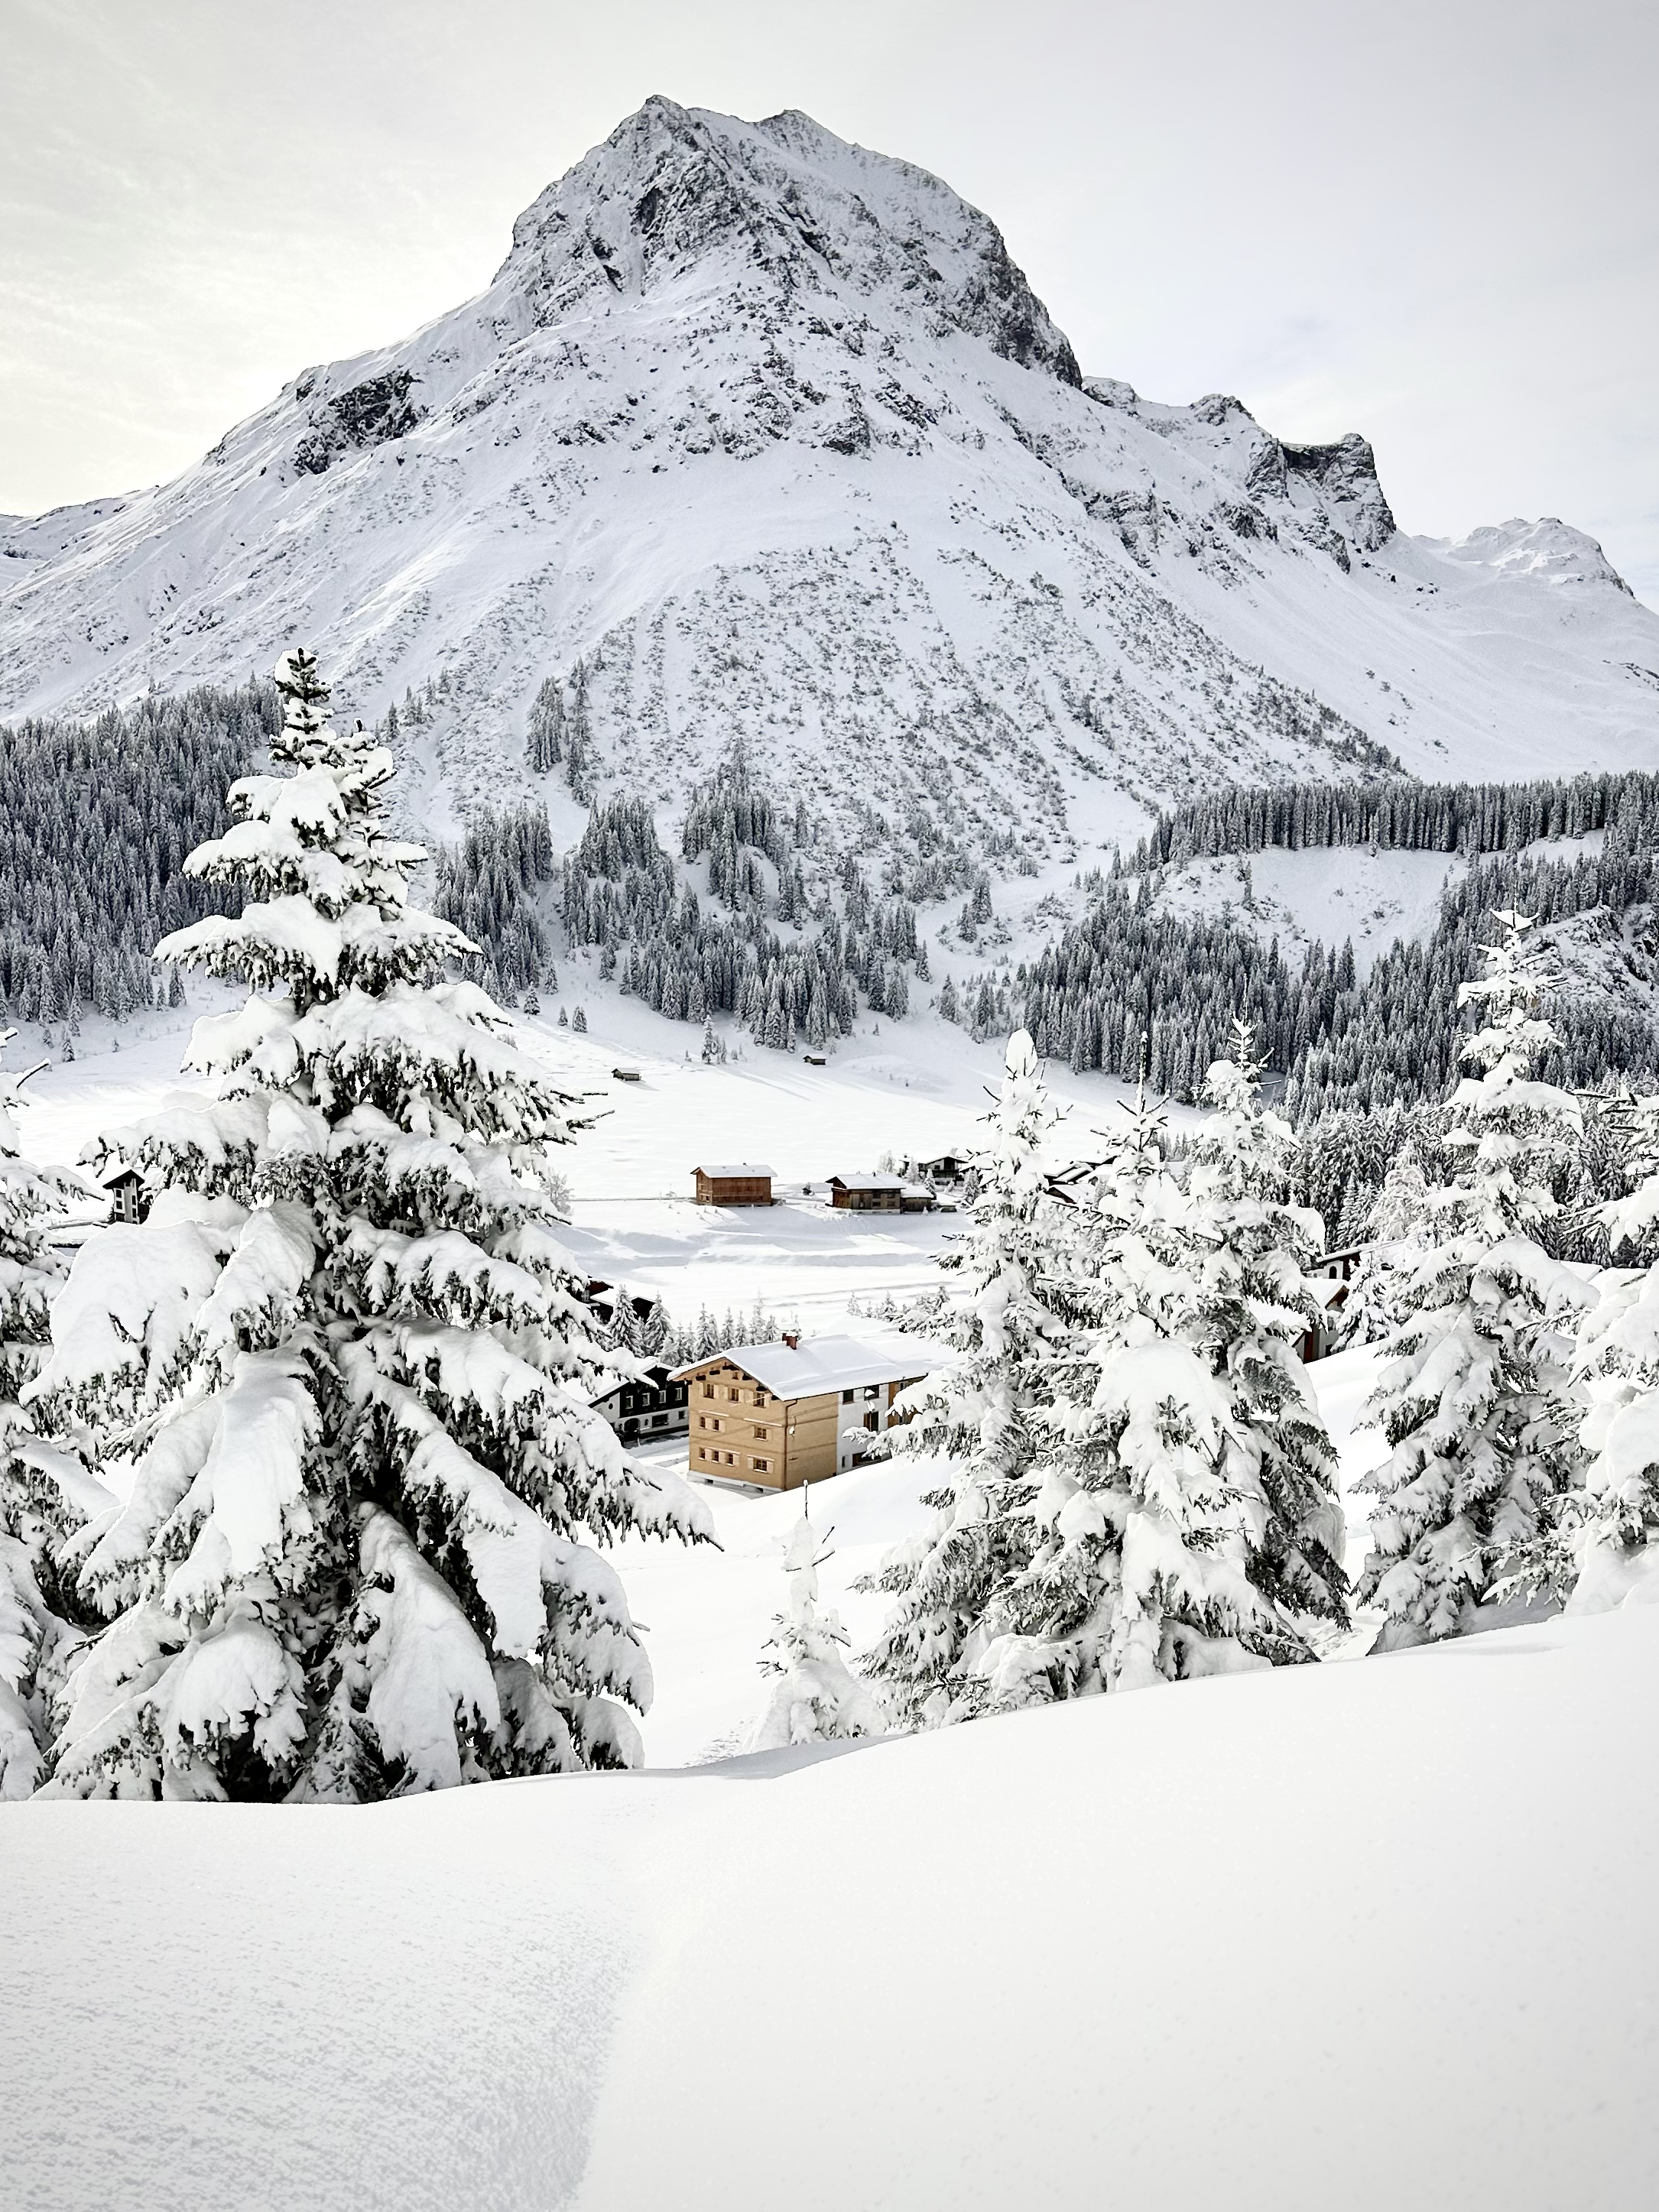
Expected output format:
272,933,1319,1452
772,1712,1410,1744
829,1172,904,1191
694,1162,774,1178
671,1332,937,1397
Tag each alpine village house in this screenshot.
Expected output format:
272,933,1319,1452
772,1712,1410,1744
677,1333,933,1490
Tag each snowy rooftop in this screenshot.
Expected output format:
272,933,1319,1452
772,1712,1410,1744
830,1173,905,1191
694,1163,774,1179
673,1332,937,1397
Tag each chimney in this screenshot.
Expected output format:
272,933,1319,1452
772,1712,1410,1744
782,1330,800,1350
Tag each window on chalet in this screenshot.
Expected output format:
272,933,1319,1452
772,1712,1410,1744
753,1458,769,1474
842,1388,855,1404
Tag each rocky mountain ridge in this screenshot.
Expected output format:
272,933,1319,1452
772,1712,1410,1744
2,96,1656,879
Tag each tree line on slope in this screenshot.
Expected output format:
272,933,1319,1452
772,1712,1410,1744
560,763,923,1046
0,683,571,1031
1128,764,1659,868
1001,840,1659,1116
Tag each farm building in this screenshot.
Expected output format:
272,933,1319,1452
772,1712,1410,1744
676,1332,935,1490
591,1363,690,1443
693,1163,774,1206
828,1174,934,1213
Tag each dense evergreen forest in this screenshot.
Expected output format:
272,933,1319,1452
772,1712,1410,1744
1012,840,1659,1115
1129,764,1659,868
3,688,1654,1188
0,683,278,1027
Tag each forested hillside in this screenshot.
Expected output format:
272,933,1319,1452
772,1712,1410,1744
0,683,277,1029
1008,838,1659,1113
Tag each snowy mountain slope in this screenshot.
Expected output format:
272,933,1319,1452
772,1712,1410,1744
3,96,1657,872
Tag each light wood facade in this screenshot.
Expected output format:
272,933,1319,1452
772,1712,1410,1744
679,1352,924,1490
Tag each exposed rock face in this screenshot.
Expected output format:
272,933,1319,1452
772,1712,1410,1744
1,97,1654,868
294,370,422,476
1283,435,1396,553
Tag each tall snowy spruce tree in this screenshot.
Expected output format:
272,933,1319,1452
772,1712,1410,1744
0,1040,104,1796
1358,913,1588,1646
749,1494,881,1750
858,1030,1068,1727
979,1033,1345,1704
40,649,708,1800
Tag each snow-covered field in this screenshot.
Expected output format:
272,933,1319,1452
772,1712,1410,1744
5,1335,1653,2211
14,991,1135,1335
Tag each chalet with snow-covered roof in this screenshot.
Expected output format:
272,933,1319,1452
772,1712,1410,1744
829,1173,902,1211
590,1363,690,1443
828,1173,935,1213
693,1163,774,1206
674,1331,935,1489
1300,1245,1363,1363
97,1161,148,1225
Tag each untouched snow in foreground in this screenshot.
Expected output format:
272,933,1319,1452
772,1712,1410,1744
5,1344,1657,2210
5,1582,1655,2210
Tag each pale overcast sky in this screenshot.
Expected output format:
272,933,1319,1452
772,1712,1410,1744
3,0,1655,601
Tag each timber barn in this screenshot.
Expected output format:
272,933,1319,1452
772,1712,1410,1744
693,1163,774,1206
828,1174,934,1213
828,1173,904,1211
676,1333,934,1490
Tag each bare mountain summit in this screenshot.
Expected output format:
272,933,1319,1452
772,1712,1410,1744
2,97,1655,864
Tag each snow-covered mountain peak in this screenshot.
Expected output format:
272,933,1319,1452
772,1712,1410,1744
1431,516,1635,594
493,98,1079,385
2,97,1655,872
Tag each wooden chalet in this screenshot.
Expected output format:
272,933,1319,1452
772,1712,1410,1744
693,1163,774,1206
828,1173,934,1213
675,1332,935,1490
829,1173,901,1212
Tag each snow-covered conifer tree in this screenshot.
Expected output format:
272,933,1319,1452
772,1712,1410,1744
858,1031,1066,1726
1358,913,1588,1646
40,649,709,1800
1183,1032,1347,1633
980,1038,1342,1704
606,1286,644,1357
0,1037,108,1795
750,1494,881,1750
